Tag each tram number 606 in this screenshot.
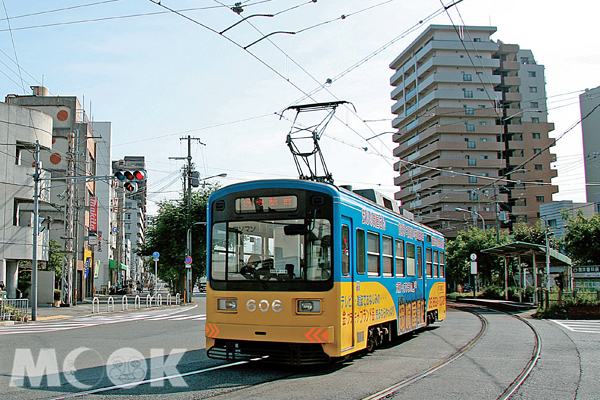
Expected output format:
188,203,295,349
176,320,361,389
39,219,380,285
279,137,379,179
247,299,282,313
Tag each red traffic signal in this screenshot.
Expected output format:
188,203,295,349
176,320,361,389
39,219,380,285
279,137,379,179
133,170,146,181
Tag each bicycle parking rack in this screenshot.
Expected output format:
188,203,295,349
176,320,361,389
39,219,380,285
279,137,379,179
146,294,154,308
157,294,163,306
166,293,172,305
134,295,141,309
107,296,115,313
122,295,129,311
92,297,100,313
176,293,181,305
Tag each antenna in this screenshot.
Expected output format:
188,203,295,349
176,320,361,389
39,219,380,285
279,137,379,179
282,101,354,184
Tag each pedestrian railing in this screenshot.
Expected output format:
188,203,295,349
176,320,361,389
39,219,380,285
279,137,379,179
0,299,29,321
88,293,182,315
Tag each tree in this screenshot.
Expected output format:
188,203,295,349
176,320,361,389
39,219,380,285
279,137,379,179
41,239,62,287
137,185,218,294
446,228,510,288
512,221,558,248
560,211,600,266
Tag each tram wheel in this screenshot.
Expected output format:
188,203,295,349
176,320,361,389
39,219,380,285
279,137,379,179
366,328,376,352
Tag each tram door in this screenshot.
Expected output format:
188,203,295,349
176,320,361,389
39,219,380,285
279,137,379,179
340,219,354,351
417,244,426,327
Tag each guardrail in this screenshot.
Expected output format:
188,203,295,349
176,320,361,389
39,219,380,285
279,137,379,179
0,299,30,321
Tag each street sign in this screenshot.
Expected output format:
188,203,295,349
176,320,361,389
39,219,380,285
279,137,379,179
471,261,477,275
470,253,477,261
185,256,193,265
152,251,160,260
112,226,117,234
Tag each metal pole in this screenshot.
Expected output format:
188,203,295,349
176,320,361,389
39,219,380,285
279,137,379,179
154,259,158,295
32,141,40,321
504,256,509,301
186,135,192,303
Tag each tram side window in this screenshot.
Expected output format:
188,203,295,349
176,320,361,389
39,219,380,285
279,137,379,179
406,243,416,276
440,251,445,278
382,235,393,277
357,229,366,275
367,232,380,276
426,248,433,278
342,225,350,277
417,245,423,278
395,239,405,277
434,250,439,278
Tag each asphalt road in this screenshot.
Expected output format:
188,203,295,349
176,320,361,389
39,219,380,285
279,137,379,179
1,297,599,399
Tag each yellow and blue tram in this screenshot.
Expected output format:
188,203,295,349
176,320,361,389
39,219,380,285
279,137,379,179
205,179,446,364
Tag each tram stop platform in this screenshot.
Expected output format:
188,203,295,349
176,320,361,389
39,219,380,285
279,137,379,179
454,297,536,313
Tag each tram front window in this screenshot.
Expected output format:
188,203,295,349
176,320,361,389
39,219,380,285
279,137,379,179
211,219,332,291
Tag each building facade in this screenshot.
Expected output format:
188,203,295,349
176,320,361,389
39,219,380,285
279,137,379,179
6,87,98,302
579,86,600,206
0,102,53,298
390,25,558,238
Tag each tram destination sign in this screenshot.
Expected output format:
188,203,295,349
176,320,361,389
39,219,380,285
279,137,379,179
235,195,297,213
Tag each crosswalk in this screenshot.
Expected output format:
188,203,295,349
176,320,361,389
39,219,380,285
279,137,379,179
551,319,600,334
0,307,205,336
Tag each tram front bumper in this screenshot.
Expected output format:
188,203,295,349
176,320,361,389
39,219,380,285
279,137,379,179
205,322,334,344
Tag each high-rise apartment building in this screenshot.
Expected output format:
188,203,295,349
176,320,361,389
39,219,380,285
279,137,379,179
390,25,557,238
579,85,600,206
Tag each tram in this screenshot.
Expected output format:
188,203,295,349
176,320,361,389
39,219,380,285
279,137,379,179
205,179,446,364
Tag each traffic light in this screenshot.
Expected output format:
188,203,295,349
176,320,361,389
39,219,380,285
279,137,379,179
114,169,146,193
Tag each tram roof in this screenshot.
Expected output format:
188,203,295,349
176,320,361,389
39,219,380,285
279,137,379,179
481,241,572,267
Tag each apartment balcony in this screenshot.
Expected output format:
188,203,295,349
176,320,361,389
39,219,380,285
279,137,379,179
502,92,522,103
391,85,403,100
497,43,520,55
501,76,521,87
507,140,526,150
416,56,500,79
497,60,520,72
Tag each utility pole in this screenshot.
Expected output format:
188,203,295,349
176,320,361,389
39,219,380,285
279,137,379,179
31,141,40,321
171,135,205,303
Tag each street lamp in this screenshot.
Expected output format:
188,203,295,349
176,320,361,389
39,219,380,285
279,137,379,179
455,207,486,232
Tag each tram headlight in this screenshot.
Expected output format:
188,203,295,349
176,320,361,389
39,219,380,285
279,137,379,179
217,298,238,311
297,299,321,314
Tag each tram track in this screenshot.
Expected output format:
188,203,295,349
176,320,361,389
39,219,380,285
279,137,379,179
362,304,541,400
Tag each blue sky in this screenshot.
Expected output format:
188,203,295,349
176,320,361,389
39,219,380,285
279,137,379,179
1,0,597,213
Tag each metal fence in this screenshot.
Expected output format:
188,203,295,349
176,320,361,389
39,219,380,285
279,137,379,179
0,299,29,321
541,289,600,309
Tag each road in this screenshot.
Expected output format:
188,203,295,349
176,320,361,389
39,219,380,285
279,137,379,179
0,297,599,399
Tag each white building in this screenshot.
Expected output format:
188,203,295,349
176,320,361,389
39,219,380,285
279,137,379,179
0,102,53,298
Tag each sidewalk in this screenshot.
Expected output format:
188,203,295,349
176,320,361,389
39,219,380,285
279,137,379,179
29,290,184,322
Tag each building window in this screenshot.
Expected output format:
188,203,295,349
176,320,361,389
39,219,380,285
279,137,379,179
466,123,475,131
474,55,482,59
536,196,545,202
529,86,538,93
469,176,478,183
367,232,380,276
464,90,473,98
530,102,539,108
468,158,477,166
477,88,485,92
478,105,486,108
481,155,488,159
548,219,557,228
534,148,542,154
533,132,541,139
535,164,543,170
474,38,481,42
465,106,474,115
463,74,472,81
532,117,540,123
528,71,536,77
481,138,488,142
467,140,476,148
470,191,479,200
479,121,487,125
521,57,530,64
